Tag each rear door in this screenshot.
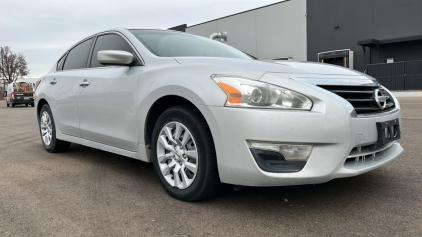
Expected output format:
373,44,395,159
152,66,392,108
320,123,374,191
48,37,94,137
77,33,143,151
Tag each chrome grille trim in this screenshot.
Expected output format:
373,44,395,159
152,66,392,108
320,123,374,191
317,85,396,115
355,108,399,118
348,142,395,159
344,141,400,168
330,90,373,94
345,141,398,165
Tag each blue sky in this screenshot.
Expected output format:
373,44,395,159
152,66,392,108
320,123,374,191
0,0,283,77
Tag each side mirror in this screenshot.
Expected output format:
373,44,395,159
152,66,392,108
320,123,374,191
97,50,134,65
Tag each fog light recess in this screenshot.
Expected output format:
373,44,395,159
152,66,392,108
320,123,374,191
247,141,313,173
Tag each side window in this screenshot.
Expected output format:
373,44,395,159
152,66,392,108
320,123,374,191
62,38,94,70
90,34,140,68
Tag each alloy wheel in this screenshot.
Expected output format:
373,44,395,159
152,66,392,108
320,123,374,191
40,111,53,146
156,122,198,189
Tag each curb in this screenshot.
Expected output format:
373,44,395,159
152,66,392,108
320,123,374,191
392,92,422,97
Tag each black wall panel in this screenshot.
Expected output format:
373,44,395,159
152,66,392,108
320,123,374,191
307,0,422,72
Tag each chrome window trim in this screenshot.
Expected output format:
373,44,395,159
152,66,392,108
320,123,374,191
84,65,142,71
54,68,86,73
54,30,145,73
56,52,68,72
55,36,96,73
92,31,145,66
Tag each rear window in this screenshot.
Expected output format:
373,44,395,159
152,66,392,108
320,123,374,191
62,38,94,70
13,82,33,93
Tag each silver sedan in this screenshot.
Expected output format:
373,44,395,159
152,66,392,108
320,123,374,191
35,28,403,201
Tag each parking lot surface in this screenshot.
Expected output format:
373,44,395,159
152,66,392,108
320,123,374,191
0,98,421,236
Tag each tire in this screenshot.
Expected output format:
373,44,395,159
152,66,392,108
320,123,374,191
11,103,15,108
39,104,71,153
26,103,28,107
6,103,9,107
151,105,221,202
31,104,34,107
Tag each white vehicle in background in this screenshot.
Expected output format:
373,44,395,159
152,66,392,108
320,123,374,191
34,28,403,201
6,81,34,107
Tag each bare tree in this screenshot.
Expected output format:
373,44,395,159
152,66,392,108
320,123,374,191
0,46,30,84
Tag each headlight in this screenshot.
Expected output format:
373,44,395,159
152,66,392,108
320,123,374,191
211,75,313,110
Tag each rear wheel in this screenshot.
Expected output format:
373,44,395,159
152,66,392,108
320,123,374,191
11,103,15,108
31,103,34,107
26,103,28,107
151,105,220,202
39,104,71,153
6,103,9,107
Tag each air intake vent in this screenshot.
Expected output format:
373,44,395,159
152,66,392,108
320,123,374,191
318,85,395,115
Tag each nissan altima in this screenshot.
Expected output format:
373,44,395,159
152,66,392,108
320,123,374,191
34,28,403,201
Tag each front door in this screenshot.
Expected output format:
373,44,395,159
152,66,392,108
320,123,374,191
78,67,142,151
77,33,143,151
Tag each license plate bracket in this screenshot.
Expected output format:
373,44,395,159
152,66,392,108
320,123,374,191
376,119,400,145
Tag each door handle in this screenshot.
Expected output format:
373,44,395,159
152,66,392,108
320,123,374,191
50,78,57,85
79,79,90,87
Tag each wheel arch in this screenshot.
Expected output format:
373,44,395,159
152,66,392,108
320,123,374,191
144,95,212,147
36,98,49,122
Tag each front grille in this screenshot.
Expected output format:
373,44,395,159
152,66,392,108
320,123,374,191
318,85,395,115
344,142,397,169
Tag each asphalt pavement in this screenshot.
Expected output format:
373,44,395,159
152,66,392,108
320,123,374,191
0,98,421,236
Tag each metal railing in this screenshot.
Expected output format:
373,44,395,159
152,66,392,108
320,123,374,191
366,60,422,90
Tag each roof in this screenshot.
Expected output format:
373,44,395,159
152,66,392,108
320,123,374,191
358,34,422,47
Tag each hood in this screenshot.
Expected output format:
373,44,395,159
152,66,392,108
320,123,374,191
269,61,367,76
174,57,366,77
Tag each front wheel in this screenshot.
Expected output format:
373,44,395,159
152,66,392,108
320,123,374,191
39,104,71,153
151,105,220,202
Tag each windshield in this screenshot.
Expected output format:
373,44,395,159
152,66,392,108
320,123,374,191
13,82,33,93
130,30,253,60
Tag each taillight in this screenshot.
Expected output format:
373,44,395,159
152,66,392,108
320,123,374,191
33,92,35,99
34,79,41,92
11,92,15,99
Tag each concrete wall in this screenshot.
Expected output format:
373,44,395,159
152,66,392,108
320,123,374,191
307,0,422,71
187,0,307,61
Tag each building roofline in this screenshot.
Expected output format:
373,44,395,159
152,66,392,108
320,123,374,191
187,0,289,28
358,34,422,47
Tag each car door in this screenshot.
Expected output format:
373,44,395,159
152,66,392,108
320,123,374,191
48,37,94,137
77,33,143,151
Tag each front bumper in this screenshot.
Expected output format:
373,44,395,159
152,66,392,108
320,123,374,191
197,88,403,187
